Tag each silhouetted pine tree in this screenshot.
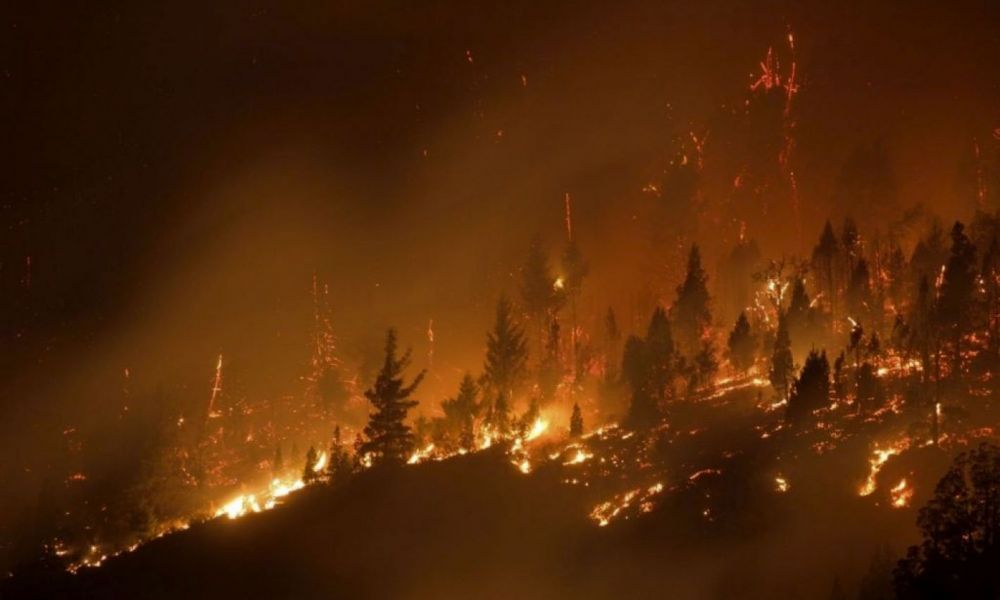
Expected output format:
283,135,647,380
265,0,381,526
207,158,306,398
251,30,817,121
537,318,562,402
482,295,529,403
569,402,583,437
812,220,840,319
622,335,658,429
856,362,880,416
672,244,712,356
358,329,425,466
786,276,815,342
441,374,480,448
645,306,676,403
522,236,562,344
786,350,830,423
770,313,794,402
327,426,353,485
727,311,757,373
302,446,319,483
936,221,978,377
847,258,872,322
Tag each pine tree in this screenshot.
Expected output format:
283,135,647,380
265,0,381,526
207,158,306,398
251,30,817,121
770,313,794,402
848,258,873,322
786,350,830,423
303,446,319,483
727,311,757,373
812,220,840,319
484,392,512,438
440,374,480,448
936,221,978,376
693,339,719,392
856,362,880,416
569,402,583,437
672,244,712,356
786,276,815,342
358,329,425,467
482,295,529,402
537,318,562,402
645,306,676,403
327,426,354,485
622,335,658,429
522,236,561,343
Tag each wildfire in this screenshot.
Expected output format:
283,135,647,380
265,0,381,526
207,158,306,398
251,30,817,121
563,448,593,466
214,476,308,520
590,482,665,527
890,478,914,508
774,476,790,493
859,439,909,496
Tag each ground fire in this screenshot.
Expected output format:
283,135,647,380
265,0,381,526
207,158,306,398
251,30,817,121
2,2,999,598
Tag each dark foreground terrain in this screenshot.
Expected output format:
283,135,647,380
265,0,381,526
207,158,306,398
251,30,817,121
3,430,930,600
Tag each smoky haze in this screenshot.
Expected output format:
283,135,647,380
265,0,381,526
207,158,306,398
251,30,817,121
0,0,997,571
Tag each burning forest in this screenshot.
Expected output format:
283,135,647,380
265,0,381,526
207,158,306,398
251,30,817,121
2,1,1000,598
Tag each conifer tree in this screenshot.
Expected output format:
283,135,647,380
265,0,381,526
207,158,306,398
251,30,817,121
569,402,583,437
812,220,840,319
847,258,873,322
645,306,676,403
727,311,757,373
522,236,562,344
856,362,880,416
770,313,795,402
537,318,562,402
786,350,830,423
936,221,978,376
303,446,319,483
359,329,425,466
482,295,529,402
327,426,353,485
622,335,658,429
440,374,480,448
672,244,712,356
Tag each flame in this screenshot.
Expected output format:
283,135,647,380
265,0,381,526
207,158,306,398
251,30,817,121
858,440,909,496
408,443,436,465
553,277,565,291
563,448,593,466
774,476,790,493
525,417,549,441
890,478,913,508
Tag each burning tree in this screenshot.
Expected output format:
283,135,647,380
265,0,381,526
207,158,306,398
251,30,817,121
622,307,677,429
727,311,757,373
811,220,840,320
521,236,563,346
769,313,794,403
935,222,978,377
672,244,712,358
569,402,583,437
786,350,830,423
440,374,481,449
358,329,425,467
482,295,529,407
